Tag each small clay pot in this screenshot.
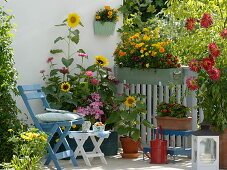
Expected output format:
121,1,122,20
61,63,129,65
120,137,141,158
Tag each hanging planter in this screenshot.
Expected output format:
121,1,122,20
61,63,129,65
114,66,187,85
93,21,116,35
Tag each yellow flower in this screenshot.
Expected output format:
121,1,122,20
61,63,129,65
20,134,32,140
61,127,66,130
96,16,101,19
117,17,120,21
145,52,149,56
95,56,109,66
124,96,136,107
8,129,13,132
73,110,77,112
67,13,80,28
146,63,150,68
104,6,111,10
140,50,144,53
108,11,112,15
56,138,59,143
72,124,77,128
143,35,150,41
141,55,144,57
151,51,157,56
40,136,47,141
143,28,149,32
108,15,112,18
61,82,71,92
167,40,172,43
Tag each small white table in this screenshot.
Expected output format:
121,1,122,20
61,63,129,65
69,131,110,166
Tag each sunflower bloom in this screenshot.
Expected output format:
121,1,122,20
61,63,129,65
61,82,71,92
124,96,136,107
95,56,109,66
67,13,80,28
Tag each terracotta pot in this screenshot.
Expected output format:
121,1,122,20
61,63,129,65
120,137,141,158
156,116,192,130
220,128,227,169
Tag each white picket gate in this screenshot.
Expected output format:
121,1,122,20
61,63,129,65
115,67,204,147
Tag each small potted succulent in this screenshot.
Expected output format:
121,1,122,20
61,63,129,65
156,103,191,130
106,93,153,158
94,6,120,35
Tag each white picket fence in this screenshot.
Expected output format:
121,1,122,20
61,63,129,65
115,67,204,147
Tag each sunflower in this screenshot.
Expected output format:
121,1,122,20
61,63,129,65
61,82,71,92
124,96,136,107
95,56,109,66
67,13,80,28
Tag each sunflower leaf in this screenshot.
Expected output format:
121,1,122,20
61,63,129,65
50,49,63,54
71,35,79,44
55,23,67,26
54,37,64,44
77,49,85,53
50,69,59,77
79,21,84,27
62,58,74,67
70,29,79,36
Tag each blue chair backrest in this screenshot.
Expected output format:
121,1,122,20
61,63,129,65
18,84,50,130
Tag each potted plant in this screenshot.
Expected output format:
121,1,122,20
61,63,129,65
106,93,153,158
94,6,120,35
113,27,185,85
156,103,191,130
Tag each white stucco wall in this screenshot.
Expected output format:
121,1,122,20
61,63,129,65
3,0,123,123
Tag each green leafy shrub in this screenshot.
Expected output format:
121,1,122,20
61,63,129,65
0,5,21,163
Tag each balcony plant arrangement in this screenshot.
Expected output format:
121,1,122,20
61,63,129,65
164,0,227,167
106,92,153,158
156,103,191,130
113,27,184,85
94,6,120,35
40,13,120,156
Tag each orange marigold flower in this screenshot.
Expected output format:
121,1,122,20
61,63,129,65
96,16,101,19
104,6,111,10
159,47,165,53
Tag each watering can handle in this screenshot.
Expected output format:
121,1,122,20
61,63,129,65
155,126,163,140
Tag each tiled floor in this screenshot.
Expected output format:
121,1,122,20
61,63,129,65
42,154,192,170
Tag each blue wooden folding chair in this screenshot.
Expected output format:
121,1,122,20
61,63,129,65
18,84,84,170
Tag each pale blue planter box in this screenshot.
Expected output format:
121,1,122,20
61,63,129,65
94,21,116,35
114,66,187,85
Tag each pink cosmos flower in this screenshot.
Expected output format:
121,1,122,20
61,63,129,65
186,77,199,90
90,78,99,84
59,67,69,74
189,59,201,72
47,57,54,63
40,70,45,73
220,29,227,39
208,67,221,81
202,58,215,71
200,13,213,28
85,71,93,77
185,18,196,31
78,53,88,57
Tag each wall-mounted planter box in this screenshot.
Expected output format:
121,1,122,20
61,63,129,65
94,21,116,35
114,66,188,85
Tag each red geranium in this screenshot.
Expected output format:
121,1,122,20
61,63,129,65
220,29,227,39
59,67,69,74
186,77,198,90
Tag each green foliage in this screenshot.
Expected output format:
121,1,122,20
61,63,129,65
118,0,167,33
163,0,227,132
106,93,153,141
1,128,48,170
0,5,21,163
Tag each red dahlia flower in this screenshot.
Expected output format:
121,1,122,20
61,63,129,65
200,13,213,28
189,59,201,72
220,29,227,39
185,18,196,31
208,67,221,81
202,57,215,71
211,49,220,58
208,42,218,52
186,77,198,90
